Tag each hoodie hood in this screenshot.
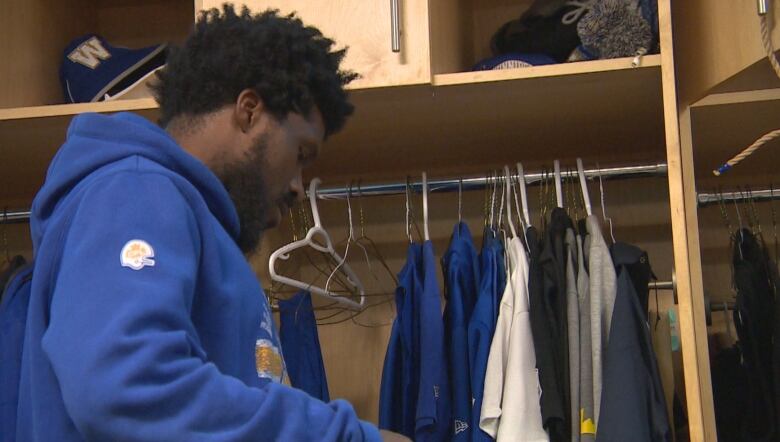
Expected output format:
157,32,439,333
31,112,239,249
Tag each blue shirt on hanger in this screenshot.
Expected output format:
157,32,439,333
416,240,451,442
467,228,507,442
279,291,330,402
443,222,481,441
379,243,423,438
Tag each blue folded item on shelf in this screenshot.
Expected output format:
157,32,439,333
60,34,167,103
472,53,557,71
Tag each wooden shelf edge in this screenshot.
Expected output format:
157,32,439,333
0,98,159,122
431,54,662,87
691,87,780,108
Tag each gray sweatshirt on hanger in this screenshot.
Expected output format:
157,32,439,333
577,230,595,442
585,215,617,428
565,228,580,442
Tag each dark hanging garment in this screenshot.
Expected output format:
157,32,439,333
537,207,573,441
711,345,749,442
528,224,566,441
597,242,671,442
609,242,656,319
732,228,777,441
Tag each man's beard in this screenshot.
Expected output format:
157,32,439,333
215,134,279,254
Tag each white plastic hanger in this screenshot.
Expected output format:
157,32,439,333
268,178,366,311
504,166,519,238
576,158,593,216
516,162,531,227
422,172,431,241
554,159,563,208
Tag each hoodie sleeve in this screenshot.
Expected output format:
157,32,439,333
41,172,380,442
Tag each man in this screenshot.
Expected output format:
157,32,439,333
16,5,406,441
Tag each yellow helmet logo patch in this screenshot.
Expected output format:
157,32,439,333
120,239,155,270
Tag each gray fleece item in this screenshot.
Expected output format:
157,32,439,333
586,215,617,428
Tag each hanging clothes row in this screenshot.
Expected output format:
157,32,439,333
378,162,673,442
705,190,780,442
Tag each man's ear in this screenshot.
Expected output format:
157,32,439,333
234,88,264,133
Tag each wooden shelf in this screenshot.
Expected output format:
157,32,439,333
689,89,780,188
673,0,780,105
433,55,661,87
0,104,159,206
0,60,665,207
309,60,665,182
0,98,158,121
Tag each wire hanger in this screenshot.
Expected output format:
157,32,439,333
2,208,9,265
497,171,506,233
596,164,616,243
771,183,779,265
516,162,532,228
406,176,413,243
554,159,563,208
458,177,463,227
503,165,518,239
422,172,431,242
324,181,360,294
577,158,593,217
356,181,399,287
268,178,366,311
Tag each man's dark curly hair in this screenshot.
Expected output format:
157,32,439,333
152,3,357,136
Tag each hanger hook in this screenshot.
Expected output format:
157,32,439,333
596,163,616,243
357,179,367,239
458,177,463,225
405,176,413,244
2,207,8,263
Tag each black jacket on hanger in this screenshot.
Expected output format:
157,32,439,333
732,228,777,442
528,224,566,442
537,208,573,441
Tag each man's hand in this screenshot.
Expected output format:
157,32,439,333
379,429,411,442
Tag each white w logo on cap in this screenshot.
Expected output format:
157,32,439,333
68,36,111,69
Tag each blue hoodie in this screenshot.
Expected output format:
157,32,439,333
15,112,381,442
442,222,480,442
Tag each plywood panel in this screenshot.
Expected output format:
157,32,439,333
0,108,159,208
309,65,665,183
0,0,94,108
199,0,432,89
0,63,664,208
429,0,473,75
690,98,780,189
673,0,780,105
96,0,194,48
659,0,717,437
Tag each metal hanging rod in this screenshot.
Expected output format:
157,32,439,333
649,280,674,291
697,188,780,206
316,162,669,199
1,210,31,223
0,162,669,223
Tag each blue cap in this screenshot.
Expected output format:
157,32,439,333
60,34,167,103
